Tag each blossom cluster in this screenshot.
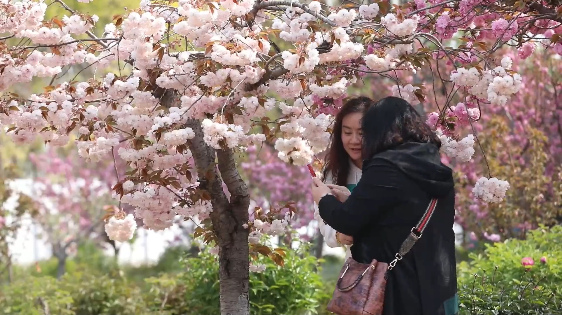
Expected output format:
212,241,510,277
450,57,522,106
391,84,420,105
105,214,138,242
274,137,316,166
472,177,510,203
438,132,476,163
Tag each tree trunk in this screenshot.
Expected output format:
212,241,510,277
186,119,251,315
314,229,324,259
7,258,13,284
56,256,67,279
52,243,68,279
217,212,250,315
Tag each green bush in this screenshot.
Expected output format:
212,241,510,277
124,245,191,287
62,272,148,315
458,225,562,314
249,246,324,314
0,276,74,315
315,254,343,315
5,228,561,315
0,271,149,315
1,244,328,315
150,244,326,315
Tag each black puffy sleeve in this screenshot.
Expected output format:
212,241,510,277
318,160,403,235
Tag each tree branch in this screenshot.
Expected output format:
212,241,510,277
407,0,457,17
245,67,289,91
216,148,249,203
62,219,104,251
13,38,119,51
252,0,336,27
183,119,229,205
53,0,109,48
37,297,50,315
528,2,562,23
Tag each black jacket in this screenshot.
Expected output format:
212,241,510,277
319,142,458,315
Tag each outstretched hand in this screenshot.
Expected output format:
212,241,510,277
337,232,354,245
311,177,332,204
326,184,351,202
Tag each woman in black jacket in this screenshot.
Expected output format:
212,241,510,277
311,96,459,315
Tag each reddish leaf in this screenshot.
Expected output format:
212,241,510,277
44,85,56,92
193,227,205,238
52,18,64,29
300,79,307,91
269,252,284,266
254,244,272,256
273,248,286,257
66,121,77,134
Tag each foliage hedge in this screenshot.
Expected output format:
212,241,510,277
2,226,561,315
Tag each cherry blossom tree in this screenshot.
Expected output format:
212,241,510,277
28,147,121,278
2,0,562,313
420,47,562,242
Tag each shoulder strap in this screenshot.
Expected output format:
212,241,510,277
388,198,438,270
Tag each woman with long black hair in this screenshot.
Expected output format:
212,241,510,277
312,96,458,315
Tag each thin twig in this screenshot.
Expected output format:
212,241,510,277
53,0,109,48
12,38,119,51
253,0,336,27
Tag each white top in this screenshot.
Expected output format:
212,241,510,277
314,161,362,260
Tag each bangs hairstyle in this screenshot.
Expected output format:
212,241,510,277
361,96,441,160
323,96,374,186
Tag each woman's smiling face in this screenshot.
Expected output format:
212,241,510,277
341,112,363,167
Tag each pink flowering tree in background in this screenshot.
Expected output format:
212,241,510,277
368,45,562,244
240,144,320,250
3,0,562,313
28,147,122,278
437,48,562,243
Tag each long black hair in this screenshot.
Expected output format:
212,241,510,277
361,96,441,160
323,96,374,186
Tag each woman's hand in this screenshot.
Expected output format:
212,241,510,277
311,178,332,204
326,184,351,202
336,232,354,245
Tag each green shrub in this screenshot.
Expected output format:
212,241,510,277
458,225,562,314
0,271,149,315
62,272,149,315
124,245,191,287
0,276,74,315
249,246,324,314
150,244,326,315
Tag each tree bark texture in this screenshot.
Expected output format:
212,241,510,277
53,244,67,279
186,119,251,315
315,229,324,259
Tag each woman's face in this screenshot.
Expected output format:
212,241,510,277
341,112,363,165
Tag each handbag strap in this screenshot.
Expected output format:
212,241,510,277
388,198,438,270
334,198,439,291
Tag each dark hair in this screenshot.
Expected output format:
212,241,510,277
361,96,441,160
323,96,374,186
